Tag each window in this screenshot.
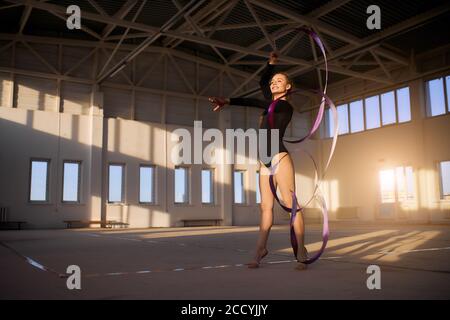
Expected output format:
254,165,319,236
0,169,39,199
349,100,364,133
326,86,412,138
234,170,246,204
439,161,450,199
396,87,411,122
108,164,124,203
381,91,396,125
139,165,155,204
256,171,261,204
405,167,415,200
446,76,450,112
63,161,81,202
29,159,50,202
426,77,446,116
202,169,214,204
328,104,349,137
379,166,415,203
327,108,334,137
365,95,381,129
175,167,189,203
379,169,395,203
395,166,415,201
337,104,349,135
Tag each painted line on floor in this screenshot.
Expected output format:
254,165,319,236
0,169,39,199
81,259,300,278
85,232,297,260
266,260,293,264
0,241,66,278
378,246,450,255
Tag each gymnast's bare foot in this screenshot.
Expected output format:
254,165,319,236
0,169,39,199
247,248,269,268
296,246,308,271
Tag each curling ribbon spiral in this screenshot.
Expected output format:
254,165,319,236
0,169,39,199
267,27,339,264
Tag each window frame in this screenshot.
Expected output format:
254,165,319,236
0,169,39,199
201,168,215,205
425,75,450,118
364,94,382,130
174,166,190,204
108,163,125,204
62,160,82,204
139,164,156,205
380,90,397,126
438,160,450,200
325,85,412,139
233,170,247,205
256,170,261,204
28,158,51,204
349,99,365,134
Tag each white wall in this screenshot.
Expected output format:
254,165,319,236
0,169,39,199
315,76,450,222
0,40,449,229
0,107,102,228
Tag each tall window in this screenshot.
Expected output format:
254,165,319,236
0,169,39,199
381,91,396,125
396,87,411,122
379,166,415,203
139,165,155,204
63,161,81,202
256,171,261,204
365,95,381,129
202,169,214,204
395,166,415,201
328,104,349,136
447,76,450,113
234,170,246,204
379,169,395,203
29,159,50,202
175,167,189,203
108,164,124,203
426,77,447,116
439,161,450,199
349,100,364,133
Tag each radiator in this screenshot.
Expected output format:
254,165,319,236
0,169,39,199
378,203,396,219
0,207,8,222
336,207,359,219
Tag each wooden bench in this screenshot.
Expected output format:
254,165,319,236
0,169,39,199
64,220,129,229
64,220,102,228
0,221,27,230
0,207,26,230
180,219,223,227
107,221,129,229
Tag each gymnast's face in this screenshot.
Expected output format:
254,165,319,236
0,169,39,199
270,73,292,95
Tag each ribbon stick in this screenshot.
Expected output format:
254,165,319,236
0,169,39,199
267,27,339,264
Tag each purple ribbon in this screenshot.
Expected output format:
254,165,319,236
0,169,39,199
267,27,339,264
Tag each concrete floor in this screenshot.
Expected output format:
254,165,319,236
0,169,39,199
0,223,449,300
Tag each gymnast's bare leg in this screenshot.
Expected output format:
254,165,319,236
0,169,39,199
271,152,308,270
247,162,275,268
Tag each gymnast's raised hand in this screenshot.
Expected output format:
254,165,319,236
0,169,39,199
209,51,277,112
208,97,229,111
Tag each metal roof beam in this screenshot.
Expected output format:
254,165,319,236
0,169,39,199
105,20,297,42
18,5,32,34
0,34,256,80
309,0,353,18
101,0,139,39
162,0,231,48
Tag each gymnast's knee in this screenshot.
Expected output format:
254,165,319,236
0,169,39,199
260,202,273,213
